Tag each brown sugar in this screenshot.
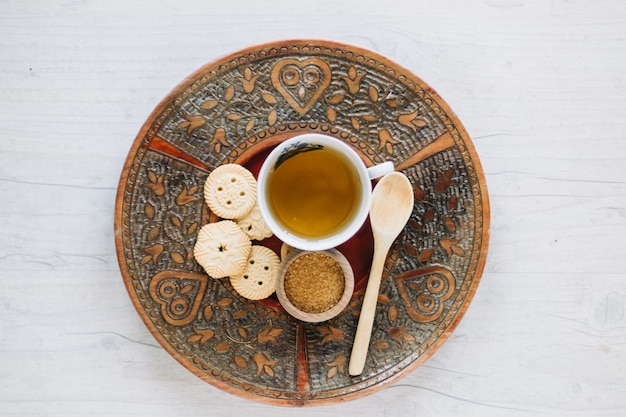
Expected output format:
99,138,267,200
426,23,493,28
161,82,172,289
283,252,345,314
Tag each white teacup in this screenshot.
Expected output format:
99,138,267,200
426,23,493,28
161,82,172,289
257,133,394,251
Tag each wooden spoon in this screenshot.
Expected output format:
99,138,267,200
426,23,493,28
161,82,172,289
349,172,414,376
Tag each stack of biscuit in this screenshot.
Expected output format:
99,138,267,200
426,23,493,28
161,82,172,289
193,164,279,300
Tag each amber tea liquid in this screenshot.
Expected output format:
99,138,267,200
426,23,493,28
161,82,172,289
266,147,362,238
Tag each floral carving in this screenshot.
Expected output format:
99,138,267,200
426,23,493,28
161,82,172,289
318,324,344,343
258,323,283,343
326,355,347,379
238,67,260,93
254,352,278,377
341,65,365,94
180,114,206,135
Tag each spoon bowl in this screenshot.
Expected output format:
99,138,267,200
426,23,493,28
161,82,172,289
348,172,414,376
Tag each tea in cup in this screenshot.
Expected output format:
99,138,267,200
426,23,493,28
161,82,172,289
257,133,393,251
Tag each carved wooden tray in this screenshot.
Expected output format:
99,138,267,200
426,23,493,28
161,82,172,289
114,40,489,406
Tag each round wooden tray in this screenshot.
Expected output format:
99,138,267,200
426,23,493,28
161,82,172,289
114,40,489,406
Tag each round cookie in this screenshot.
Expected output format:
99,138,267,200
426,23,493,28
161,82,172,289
204,164,257,219
194,220,252,279
230,246,280,300
236,204,273,241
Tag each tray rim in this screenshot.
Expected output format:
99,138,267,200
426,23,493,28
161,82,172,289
113,38,490,407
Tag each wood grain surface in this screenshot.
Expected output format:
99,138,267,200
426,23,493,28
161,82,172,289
1,1,625,416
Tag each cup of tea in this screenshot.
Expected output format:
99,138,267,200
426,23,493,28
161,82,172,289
257,133,394,251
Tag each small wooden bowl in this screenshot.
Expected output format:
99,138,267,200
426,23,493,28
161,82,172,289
276,249,354,323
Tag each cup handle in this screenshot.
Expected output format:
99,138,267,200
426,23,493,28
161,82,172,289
366,161,394,180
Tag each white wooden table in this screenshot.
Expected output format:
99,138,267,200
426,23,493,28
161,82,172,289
2,1,625,415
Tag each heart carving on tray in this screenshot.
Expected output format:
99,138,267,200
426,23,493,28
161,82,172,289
394,266,456,323
149,270,208,326
271,58,331,116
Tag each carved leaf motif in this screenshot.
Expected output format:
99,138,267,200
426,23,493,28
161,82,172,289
385,97,402,108
447,195,458,211
142,244,164,264
180,114,206,135
147,227,160,241
372,340,390,350
326,91,345,105
378,129,399,154
179,284,193,294
368,85,379,102
262,93,277,105
176,185,199,206
253,352,277,377
398,110,420,132
388,305,398,322
145,174,164,196
440,239,465,257
224,85,235,101
258,324,283,343
408,220,421,231
214,342,232,353
233,309,248,320
325,355,346,379
388,326,415,344
350,117,360,130
238,327,248,339
187,222,198,236
435,169,455,193
203,305,213,321
201,99,219,110
403,243,418,258
378,294,391,304
444,217,456,232
226,113,242,121
318,325,344,343
245,119,255,132
348,65,357,80
239,67,260,93
187,328,214,345
398,110,427,132
217,297,233,308
267,110,277,126
423,208,435,222
170,215,182,227
439,238,454,257
171,252,185,264
234,356,248,369
209,128,229,153
327,107,337,122
414,184,426,202
419,249,434,262
342,65,365,94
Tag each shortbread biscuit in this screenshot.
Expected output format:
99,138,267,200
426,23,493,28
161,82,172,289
230,246,280,300
194,221,252,279
204,164,257,219
236,204,273,241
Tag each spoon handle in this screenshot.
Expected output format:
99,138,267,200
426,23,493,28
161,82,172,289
349,237,392,376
